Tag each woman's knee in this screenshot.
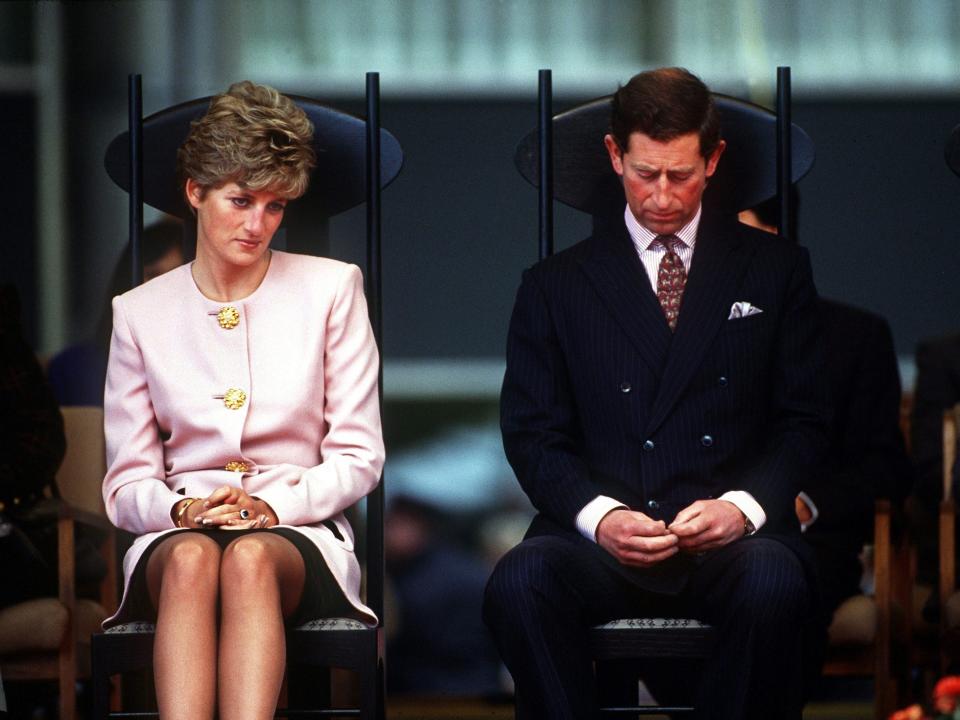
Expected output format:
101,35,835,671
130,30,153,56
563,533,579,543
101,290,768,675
220,533,283,586
156,534,221,592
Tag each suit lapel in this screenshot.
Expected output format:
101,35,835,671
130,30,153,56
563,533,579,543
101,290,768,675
577,219,673,376
645,214,755,436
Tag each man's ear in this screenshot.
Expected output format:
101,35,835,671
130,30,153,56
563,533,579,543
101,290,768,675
604,134,625,177
705,139,726,179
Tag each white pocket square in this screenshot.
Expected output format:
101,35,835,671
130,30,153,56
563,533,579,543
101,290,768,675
728,301,763,319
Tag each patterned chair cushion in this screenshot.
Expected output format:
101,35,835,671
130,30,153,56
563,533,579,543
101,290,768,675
593,618,710,630
106,617,369,634
294,618,369,631
104,621,156,635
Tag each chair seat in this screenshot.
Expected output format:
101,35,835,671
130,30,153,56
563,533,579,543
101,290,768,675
827,594,878,647
0,598,107,654
294,618,369,632
104,616,368,635
594,618,709,631
1,598,107,681
945,591,960,630
589,618,716,661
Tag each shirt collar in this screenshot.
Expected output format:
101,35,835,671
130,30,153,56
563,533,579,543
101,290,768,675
623,204,702,251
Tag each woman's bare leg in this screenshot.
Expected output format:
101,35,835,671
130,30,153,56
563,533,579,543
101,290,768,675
146,532,222,720
218,533,306,720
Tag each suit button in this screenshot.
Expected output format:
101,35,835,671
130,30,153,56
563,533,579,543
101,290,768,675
224,460,249,473
718,376,728,386
647,499,659,510
620,381,632,393
643,440,655,451
700,434,714,447
216,306,240,329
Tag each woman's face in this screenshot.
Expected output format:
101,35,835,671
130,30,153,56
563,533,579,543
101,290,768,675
187,179,289,271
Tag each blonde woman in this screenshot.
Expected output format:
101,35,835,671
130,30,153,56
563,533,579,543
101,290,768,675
102,81,384,719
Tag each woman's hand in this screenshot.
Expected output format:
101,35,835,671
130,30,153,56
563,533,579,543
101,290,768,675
194,485,279,530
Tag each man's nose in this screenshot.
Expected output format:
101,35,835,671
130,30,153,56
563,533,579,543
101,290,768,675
652,177,673,207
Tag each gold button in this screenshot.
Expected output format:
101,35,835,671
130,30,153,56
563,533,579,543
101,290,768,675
223,388,247,410
224,460,249,473
217,306,240,329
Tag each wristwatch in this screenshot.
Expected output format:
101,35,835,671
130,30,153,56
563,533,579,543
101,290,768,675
743,516,756,536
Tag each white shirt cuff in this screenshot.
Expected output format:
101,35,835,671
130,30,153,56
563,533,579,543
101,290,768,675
719,490,766,534
576,495,629,542
796,491,819,532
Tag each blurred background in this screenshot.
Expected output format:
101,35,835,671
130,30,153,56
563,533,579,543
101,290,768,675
1,0,959,714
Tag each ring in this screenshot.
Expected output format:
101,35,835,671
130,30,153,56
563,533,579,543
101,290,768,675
239,509,250,520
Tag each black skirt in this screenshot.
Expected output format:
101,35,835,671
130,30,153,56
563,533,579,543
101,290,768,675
108,527,366,628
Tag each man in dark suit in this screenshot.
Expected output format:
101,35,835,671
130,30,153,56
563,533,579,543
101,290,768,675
483,68,830,719
741,202,912,628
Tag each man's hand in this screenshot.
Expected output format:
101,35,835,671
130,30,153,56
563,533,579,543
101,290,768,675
668,499,746,552
596,508,679,567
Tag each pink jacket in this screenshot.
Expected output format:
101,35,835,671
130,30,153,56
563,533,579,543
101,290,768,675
102,250,384,625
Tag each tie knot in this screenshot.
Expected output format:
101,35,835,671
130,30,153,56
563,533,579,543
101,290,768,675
655,234,680,253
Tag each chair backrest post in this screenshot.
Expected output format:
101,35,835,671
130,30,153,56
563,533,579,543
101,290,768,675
365,71,385,623
538,69,554,261
775,66,793,243
128,73,144,287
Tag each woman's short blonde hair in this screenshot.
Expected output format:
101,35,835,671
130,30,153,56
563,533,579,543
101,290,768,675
177,80,316,201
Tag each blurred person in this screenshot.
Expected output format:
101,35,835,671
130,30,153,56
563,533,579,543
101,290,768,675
742,197,912,641
101,81,384,720
385,496,501,696
0,283,65,608
46,218,185,406
908,124,960,620
484,67,829,719
911,332,960,598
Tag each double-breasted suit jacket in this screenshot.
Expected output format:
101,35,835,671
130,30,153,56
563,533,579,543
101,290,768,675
102,250,384,625
500,208,830,593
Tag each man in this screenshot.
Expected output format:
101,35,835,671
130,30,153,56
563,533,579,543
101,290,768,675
483,68,830,719
741,200,912,628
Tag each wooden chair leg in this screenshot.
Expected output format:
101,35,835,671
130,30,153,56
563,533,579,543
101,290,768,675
58,515,77,720
874,501,893,720
941,499,956,674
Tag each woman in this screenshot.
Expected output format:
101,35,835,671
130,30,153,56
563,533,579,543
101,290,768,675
102,81,384,719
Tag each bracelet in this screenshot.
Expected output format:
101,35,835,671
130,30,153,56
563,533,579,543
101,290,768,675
176,497,200,528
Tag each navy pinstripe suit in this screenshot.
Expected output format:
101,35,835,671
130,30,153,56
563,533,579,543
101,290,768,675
484,207,830,719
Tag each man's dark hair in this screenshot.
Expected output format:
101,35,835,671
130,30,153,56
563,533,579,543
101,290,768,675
609,67,721,159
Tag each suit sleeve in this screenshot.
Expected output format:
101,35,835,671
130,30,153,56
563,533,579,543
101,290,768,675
254,264,385,526
734,247,831,531
804,314,911,537
102,295,183,533
500,269,598,529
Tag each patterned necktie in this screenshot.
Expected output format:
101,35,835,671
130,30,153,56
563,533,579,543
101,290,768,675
655,235,687,332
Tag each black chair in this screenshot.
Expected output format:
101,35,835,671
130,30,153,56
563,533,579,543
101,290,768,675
90,74,402,720
513,68,814,716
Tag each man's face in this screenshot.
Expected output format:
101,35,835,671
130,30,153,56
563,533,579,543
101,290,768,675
604,131,725,236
